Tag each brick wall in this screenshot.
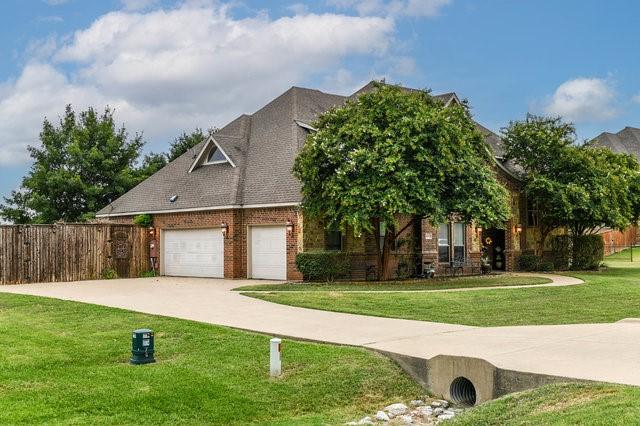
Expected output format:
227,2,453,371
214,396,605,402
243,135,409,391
102,206,302,280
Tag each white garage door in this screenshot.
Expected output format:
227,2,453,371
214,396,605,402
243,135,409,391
250,226,287,280
163,229,224,278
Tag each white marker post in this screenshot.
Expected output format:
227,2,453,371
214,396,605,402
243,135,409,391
270,338,282,377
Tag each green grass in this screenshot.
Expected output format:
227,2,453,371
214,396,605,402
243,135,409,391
0,293,423,425
453,383,640,425
245,258,640,327
234,274,551,292
604,246,640,261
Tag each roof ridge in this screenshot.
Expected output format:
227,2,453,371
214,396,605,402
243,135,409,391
235,113,252,206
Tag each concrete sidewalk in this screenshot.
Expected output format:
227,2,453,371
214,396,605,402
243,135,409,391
0,276,638,389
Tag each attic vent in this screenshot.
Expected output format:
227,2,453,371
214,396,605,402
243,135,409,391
169,195,178,203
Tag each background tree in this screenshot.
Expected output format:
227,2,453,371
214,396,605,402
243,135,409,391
502,115,579,254
293,83,511,279
502,115,640,255
166,127,216,162
1,105,144,223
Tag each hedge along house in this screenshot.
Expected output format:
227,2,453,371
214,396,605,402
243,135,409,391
96,81,531,280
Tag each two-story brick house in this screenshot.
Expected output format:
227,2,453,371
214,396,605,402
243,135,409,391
96,82,528,280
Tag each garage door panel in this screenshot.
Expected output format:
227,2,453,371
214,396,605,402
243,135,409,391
250,226,286,280
163,229,224,278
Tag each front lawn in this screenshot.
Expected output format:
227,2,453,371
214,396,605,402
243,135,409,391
453,383,640,425
234,274,551,292
245,260,640,327
0,293,422,424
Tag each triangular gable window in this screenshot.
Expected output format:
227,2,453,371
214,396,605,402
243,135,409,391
189,136,236,173
206,146,227,164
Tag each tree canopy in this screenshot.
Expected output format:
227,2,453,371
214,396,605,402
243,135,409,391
293,83,511,278
1,105,214,224
502,114,640,253
1,106,144,223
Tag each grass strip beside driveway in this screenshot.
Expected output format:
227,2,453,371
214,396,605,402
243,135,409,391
245,262,640,327
235,274,551,292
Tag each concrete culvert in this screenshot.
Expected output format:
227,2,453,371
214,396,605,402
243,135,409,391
450,376,477,406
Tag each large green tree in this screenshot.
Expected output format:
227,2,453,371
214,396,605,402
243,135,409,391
1,105,144,223
502,115,640,254
167,128,213,162
293,83,511,279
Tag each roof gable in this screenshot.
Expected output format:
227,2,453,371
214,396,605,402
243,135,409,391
189,135,236,172
98,81,512,217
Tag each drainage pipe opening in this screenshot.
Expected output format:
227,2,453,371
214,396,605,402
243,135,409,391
450,376,477,406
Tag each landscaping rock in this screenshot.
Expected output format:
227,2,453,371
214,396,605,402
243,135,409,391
398,414,414,424
432,407,444,416
437,413,455,421
410,399,425,407
384,403,409,416
357,416,373,425
414,406,434,417
431,400,449,409
375,411,390,422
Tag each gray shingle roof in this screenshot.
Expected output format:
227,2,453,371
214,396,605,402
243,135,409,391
590,127,640,161
97,81,508,216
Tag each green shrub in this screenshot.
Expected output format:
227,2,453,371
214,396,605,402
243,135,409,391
101,268,118,279
296,251,350,281
518,254,541,272
571,234,604,270
550,235,571,270
139,270,156,278
538,261,555,272
133,214,153,227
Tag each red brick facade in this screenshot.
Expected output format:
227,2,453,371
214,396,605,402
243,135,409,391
108,206,302,280
106,165,532,280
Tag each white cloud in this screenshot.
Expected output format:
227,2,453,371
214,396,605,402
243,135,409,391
0,3,394,165
287,3,309,15
328,0,452,17
388,55,416,76
543,77,618,123
120,0,159,11
632,94,640,104
44,0,68,5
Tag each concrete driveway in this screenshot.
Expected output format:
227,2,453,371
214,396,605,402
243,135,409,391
1,276,640,388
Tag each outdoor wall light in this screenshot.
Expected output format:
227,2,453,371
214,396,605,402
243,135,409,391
221,222,228,238
286,219,294,236
148,227,155,238
515,223,523,234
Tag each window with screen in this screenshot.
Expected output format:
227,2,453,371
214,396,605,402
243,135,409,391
438,224,450,263
453,222,465,262
325,230,342,251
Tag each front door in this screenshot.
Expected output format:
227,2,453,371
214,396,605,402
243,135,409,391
482,228,506,271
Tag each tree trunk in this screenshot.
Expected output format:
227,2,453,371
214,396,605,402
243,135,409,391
372,218,394,281
373,218,382,280
537,227,551,257
380,231,394,280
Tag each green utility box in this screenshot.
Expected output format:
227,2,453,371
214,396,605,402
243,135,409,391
130,328,156,365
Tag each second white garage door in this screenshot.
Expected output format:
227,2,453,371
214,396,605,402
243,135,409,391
250,226,287,280
163,229,224,278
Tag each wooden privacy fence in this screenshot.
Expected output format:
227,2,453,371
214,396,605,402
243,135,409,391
0,224,150,285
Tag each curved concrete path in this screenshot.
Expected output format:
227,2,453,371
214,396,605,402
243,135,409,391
247,273,584,294
0,275,639,388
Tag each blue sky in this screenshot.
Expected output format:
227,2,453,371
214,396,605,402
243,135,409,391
1,0,640,203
